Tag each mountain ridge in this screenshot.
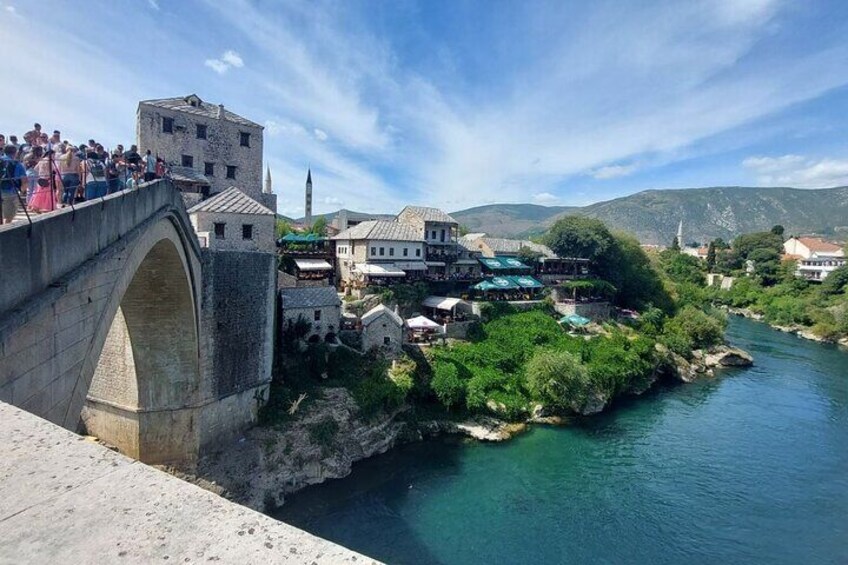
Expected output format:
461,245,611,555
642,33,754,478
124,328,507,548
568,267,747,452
287,186,848,244
450,186,848,244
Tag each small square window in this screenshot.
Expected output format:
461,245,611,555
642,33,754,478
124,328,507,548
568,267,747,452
226,165,236,179
371,247,376,256
383,336,391,345
314,310,321,322
196,124,207,139
415,248,421,257
403,248,408,257
389,248,395,256
162,117,173,133
214,222,225,240
204,162,214,176
181,155,193,168
379,247,385,256
242,224,253,240
240,132,250,147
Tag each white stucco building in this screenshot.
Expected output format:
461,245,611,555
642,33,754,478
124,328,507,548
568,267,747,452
783,237,846,282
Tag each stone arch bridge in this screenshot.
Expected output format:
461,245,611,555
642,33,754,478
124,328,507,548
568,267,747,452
0,181,274,467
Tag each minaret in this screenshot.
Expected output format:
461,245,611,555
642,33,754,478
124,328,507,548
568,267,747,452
305,168,313,227
264,166,272,194
676,219,683,247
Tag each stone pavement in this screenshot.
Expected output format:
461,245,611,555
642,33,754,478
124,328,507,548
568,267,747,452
0,401,380,564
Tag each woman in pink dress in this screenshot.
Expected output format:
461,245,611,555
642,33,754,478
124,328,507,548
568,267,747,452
28,150,62,213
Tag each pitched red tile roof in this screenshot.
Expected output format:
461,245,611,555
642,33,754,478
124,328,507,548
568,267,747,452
798,237,842,253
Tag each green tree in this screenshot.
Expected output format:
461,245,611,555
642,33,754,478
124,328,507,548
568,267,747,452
706,241,717,271
610,233,675,313
670,236,680,251
771,224,785,237
431,361,465,410
543,216,617,266
660,249,705,287
748,247,781,286
663,306,726,352
517,246,544,265
821,264,848,296
733,231,783,260
525,350,591,410
310,216,328,236
276,218,293,238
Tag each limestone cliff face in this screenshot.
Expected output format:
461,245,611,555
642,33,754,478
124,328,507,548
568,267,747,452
190,388,529,512
194,387,410,512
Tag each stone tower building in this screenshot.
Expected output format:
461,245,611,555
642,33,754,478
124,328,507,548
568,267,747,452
136,94,276,212
305,168,313,226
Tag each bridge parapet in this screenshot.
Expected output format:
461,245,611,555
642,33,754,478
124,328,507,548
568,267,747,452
0,180,200,314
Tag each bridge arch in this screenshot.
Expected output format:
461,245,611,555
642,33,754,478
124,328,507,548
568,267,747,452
75,214,203,465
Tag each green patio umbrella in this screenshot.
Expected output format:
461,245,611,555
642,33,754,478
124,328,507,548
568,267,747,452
559,314,590,327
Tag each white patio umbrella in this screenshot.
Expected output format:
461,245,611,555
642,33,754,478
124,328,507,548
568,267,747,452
405,315,442,330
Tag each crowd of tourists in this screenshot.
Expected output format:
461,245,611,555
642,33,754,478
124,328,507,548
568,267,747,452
0,123,169,225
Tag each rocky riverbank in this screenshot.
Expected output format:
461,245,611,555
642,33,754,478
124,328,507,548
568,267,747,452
181,341,752,513
181,388,528,512
726,307,848,347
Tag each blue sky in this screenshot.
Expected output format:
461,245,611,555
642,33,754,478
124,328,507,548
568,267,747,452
3,0,848,216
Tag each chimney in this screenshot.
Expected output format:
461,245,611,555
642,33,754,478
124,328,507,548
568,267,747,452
217,104,225,120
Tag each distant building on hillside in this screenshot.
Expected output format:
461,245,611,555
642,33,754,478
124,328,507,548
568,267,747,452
331,209,396,233
137,94,276,211
783,236,846,282
683,246,709,260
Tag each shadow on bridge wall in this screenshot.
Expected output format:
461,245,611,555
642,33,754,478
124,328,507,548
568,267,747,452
0,181,274,469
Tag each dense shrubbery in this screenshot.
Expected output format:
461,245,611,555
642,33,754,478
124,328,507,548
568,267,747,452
660,306,726,356
353,359,412,419
422,308,696,418
707,253,848,340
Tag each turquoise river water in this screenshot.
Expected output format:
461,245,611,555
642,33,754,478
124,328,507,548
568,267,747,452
276,317,848,564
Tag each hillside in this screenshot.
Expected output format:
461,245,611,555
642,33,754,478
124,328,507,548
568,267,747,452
451,186,848,244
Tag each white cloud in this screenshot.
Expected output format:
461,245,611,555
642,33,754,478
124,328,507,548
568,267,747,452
147,0,159,10
204,50,245,74
743,155,848,188
204,58,229,74
592,164,638,180
532,192,559,204
221,50,244,68
322,196,343,206
313,128,328,141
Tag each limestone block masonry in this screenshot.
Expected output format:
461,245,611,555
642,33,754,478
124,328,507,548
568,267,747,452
199,248,277,447
137,98,264,201
0,401,378,564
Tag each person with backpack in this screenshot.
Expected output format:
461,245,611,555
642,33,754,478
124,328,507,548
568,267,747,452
105,152,120,194
1,144,26,224
80,151,107,200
